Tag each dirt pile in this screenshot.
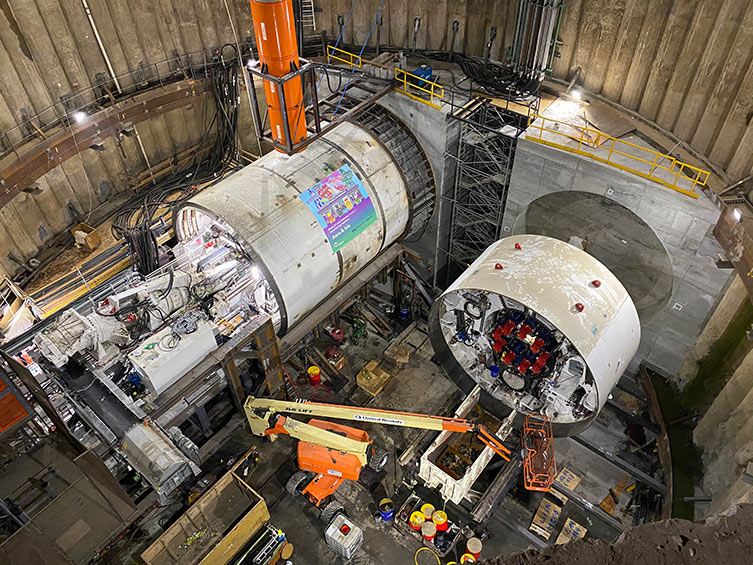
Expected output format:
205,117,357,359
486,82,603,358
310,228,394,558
484,503,753,565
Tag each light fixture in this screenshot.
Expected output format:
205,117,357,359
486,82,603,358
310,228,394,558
570,88,582,101
73,111,86,124
89,136,106,152
733,208,743,222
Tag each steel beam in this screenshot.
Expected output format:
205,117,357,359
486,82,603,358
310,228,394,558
571,435,668,495
0,78,210,209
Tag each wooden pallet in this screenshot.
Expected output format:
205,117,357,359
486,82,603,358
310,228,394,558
356,360,392,397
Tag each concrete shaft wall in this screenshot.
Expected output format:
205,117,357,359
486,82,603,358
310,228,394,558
507,138,730,379
694,347,753,515
0,0,257,278
317,0,753,181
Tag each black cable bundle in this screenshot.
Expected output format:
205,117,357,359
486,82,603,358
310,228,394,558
112,45,241,239
453,53,542,99
125,221,159,276
331,42,542,100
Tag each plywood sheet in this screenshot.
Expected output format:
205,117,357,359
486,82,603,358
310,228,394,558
583,100,635,141
530,498,562,540
555,517,587,545
554,467,582,491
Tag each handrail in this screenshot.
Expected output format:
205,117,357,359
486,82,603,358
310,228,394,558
0,43,253,162
525,114,710,199
326,45,362,69
321,45,445,110
393,68,444,110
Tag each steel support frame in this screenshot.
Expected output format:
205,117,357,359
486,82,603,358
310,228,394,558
246,60,392,155
443,99,527,285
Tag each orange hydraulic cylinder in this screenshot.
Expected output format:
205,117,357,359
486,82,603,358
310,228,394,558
249,0,307,150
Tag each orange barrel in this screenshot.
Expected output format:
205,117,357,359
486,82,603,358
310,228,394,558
421,521,436,542
466,538,483,560
460,554,476,563
432,510,448,531
420,503,435,520
307,366,321,385
409,511,425,531
249,0,307,150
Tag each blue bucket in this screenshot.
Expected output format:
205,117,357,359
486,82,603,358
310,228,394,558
379,498,394,521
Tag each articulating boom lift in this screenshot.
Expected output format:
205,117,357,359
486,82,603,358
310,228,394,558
244,395,555,515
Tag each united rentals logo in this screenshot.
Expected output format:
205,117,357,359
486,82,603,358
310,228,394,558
353,414,405,425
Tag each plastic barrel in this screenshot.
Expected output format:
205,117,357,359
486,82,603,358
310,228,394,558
432,510,448,531
307,365,321,385
409,511,425,531
420,503,435,520
466,538,483,560
421,521,436,542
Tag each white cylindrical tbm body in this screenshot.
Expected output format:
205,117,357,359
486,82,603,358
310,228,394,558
176,108,435,334
429,235,640,436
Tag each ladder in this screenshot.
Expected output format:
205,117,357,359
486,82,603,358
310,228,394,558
301,0,316,31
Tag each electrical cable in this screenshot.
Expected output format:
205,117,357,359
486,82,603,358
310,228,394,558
111,54,241,240
414,547,441,565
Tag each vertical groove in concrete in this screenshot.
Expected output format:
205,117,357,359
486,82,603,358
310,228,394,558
654,1,721,131
0,1,57,120
501,0,518,60
352,0,373,48
85,0,132,85
551,0,583,79
232,0,253,45
575,0,625,93
0,31,39,135
429,0,449,53
637,0,698,122
34,0,91,94
710,58,753,171
464,0,487,57
673,0,747,142
9,0,72,105
389,0,408,47
691,3,753,156
103,0,145,76
727,120,753,180
58,0,108,83
192,0,220,51
618,0,672,110
600,0,648,101
154,0,187,58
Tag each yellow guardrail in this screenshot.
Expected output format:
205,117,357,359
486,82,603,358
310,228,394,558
326,45,362,69
525,115,709,198
323,46,444,110
394,68,444,110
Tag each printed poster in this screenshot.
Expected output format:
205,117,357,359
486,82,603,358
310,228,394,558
299,164,377,252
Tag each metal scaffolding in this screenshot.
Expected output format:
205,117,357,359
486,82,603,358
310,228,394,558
441,97,532,285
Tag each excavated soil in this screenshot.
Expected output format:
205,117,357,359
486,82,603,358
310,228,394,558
485,503,753,565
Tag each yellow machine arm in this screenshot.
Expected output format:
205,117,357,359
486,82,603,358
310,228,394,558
243,396,513,462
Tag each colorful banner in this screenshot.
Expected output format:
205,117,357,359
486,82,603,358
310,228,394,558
299,164,377,252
